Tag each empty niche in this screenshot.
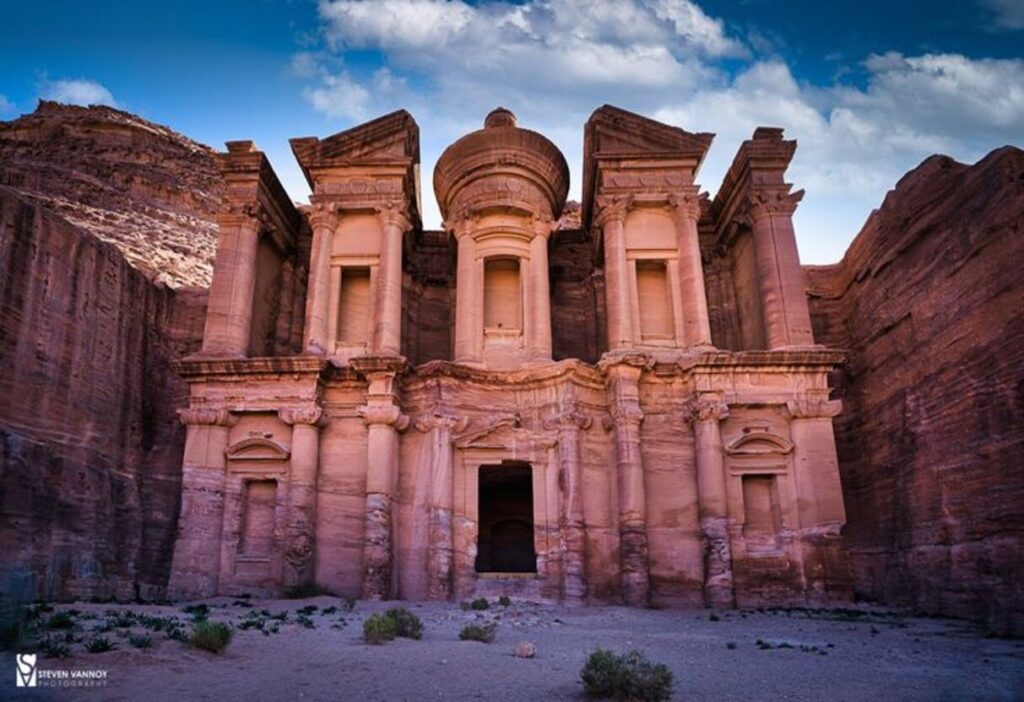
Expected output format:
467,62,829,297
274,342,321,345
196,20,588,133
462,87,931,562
240,480,277,557
741,475,781,552
337,267,371,343
483,258,521,331
636,260,673,340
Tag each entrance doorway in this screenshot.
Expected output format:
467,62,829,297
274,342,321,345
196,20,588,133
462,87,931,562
476,462,536,573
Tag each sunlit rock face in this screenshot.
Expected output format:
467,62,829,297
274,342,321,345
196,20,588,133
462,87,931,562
169,106,853,610
805,148,1024,636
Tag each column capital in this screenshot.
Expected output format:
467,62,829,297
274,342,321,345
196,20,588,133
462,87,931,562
604,404,644,430
358,404,410,431
374,200,413,232
307,200,342,231
529,213,556,239
543,409,593,432
747,188,804,222
687,399,730,425
178,407,237,427
594,194,635,228
667,185,702,223
278,405,324,427
413,411,469,433
786,397,842,420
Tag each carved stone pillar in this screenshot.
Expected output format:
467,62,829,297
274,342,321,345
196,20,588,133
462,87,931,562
453,222,481,364
669,188,713,347
689,397,734,608
748,190,814,348
413,412,468,601
374,203,411,356
168,408,236,599
529,218,554,361
202,207,262,356
787,394,850,602
597,196,635,350
279,405,323,589
303,202,338,355
604,357,651,605
544,408,592,605
357,368,409,600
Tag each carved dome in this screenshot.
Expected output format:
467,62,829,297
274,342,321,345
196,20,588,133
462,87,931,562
434,108,570,223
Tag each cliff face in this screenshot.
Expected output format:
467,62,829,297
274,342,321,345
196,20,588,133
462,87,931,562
0,103,218,600
806,147,1024,635
0,101,222,287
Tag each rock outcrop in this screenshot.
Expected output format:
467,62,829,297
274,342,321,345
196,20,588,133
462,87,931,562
0,102,219,601
806,147,1024,635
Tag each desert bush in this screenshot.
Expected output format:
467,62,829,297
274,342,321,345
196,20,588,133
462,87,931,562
363,613,397,645
499,595,511,607
470,598,490,611
296,605,318,616
47,611,77,630
39,636,72,658
129,634,153,650
85,636,116,653
580,648,673,702
190,622,233,653
385,608,423,639
296,614,316,629
182,603,210,622
459,622,497,643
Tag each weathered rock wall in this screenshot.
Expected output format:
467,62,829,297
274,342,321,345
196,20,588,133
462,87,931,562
806,147,1024,634
0,188,207,600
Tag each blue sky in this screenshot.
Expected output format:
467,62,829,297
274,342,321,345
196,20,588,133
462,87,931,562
2,0,1022,263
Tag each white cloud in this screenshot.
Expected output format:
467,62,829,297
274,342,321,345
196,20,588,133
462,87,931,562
39,78,116,107
0,95,14,114
296,1,1024,263
980,0,1024,30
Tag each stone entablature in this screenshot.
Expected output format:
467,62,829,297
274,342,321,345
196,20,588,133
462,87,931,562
169,105,852,609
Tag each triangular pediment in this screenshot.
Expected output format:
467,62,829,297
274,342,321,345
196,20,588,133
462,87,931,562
290,110,419,187
586,105,713,160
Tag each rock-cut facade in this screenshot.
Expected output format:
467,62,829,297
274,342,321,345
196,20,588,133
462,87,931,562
169,105,853,608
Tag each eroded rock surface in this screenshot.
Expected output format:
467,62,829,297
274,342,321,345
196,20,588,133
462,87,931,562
806,147,1024,635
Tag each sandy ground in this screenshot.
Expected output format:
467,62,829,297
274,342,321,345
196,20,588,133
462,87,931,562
5,597,1023,701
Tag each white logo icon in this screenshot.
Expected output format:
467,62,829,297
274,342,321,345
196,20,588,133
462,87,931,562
16,653,37,687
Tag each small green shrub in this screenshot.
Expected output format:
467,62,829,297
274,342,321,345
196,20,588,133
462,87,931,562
498,595,511,607
190,622,232,653
384,608,423,640
85,637,116,653
283,582,334,599
47,611,76,630
363,613,397,645
296,605,318,616
580,648,673,702
322,606,338,615
296,614,316,629
129,634,153,650
109,611,136,628
470,598,490,611
459,622,497,643
708,612,720,622
182,604,210,622
40,636,72,658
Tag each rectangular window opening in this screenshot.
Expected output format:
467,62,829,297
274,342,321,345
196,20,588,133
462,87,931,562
240,480,276,557
741,474,782,552
337,266,371,344
483,258,522,331
636,260,673,340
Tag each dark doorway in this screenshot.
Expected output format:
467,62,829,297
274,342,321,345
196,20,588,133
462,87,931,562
476,462,536,573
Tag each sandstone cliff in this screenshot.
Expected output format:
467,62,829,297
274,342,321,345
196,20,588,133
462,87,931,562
806,147,1024,635
0,103,219,600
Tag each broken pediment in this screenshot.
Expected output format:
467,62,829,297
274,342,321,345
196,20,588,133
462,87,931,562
585,104,714,161
226,437,291,463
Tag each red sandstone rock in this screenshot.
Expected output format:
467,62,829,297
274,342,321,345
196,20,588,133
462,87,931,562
805,147,1024,636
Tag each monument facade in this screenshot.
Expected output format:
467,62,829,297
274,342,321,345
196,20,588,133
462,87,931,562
168,105,852,607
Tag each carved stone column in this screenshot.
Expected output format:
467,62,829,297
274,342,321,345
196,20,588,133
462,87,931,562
168,408,236,599
202,206,263,356
689,397,735,608
529,217,554,361
604,357,651,605
374,203,411,356
669,187,713,347
413,411,468,601
357,367,409,600
303,202,338,355
597,196,635,350
748,189,814,348
544,408,592,605
279,405,324,589
453,220,481,364
787,394,850,602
